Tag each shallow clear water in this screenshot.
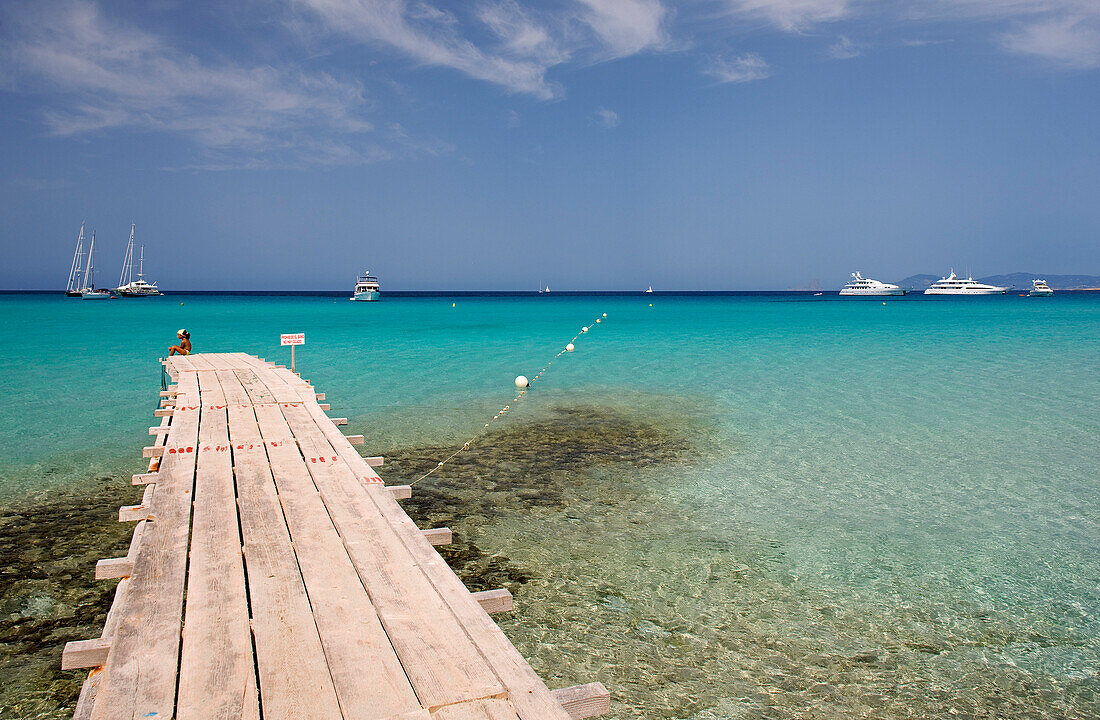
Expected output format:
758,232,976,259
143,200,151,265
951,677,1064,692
0,292,1097,718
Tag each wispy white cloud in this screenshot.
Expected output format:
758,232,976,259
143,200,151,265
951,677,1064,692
999,14,1100,68
1,0,386,167
294,0,563,98
703,52,771,83
293,1,674,98
717,0,854,33
910,1,1100,68
575,0,670,57
714,0,1100,68
827,34,861,59
592,106,621,128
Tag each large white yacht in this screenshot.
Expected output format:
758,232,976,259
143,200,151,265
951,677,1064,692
351,271,380,301
1028,279,1054,297
839,272,907,296
924,270,1008,295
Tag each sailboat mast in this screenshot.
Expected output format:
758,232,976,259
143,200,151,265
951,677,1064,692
83,232,95,290
119,223,135,289
67,222,85,292
138,245,144,280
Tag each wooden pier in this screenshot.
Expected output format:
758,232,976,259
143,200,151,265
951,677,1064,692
64,352,609,720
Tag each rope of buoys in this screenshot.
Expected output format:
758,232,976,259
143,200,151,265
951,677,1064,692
410,312,608,486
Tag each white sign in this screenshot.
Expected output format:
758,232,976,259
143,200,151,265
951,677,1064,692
280,333,305,346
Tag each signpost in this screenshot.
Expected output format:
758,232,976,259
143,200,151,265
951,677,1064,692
280,333,305,372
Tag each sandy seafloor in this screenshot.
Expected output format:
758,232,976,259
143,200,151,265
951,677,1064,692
0,292,1097,719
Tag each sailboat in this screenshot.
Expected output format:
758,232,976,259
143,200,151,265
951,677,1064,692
644,285,653,293
65,222,87,296
116,223,161,296
544,284,551,293
81,231,112,299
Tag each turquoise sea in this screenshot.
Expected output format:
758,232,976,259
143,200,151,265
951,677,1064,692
0,292,1098,719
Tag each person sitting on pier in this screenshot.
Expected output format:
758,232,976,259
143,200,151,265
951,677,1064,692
169,329,191,356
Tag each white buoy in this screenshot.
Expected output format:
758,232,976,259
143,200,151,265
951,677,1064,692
602,313,607,317
581,326,589,333
515,375,529,388
595,318,601,323
566,343,575,352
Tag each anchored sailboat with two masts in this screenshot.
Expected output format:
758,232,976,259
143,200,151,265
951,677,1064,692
115,223,161,296
65,222,87,297
80,229,111,299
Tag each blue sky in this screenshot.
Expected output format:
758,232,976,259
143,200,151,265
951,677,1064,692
1,0,1097,290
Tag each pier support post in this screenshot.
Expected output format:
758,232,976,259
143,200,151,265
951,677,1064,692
472,588,513,614
551,682,611,719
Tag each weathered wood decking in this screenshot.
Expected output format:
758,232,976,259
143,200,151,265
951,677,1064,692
64,352,608,720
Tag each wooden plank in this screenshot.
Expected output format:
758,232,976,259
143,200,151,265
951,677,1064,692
259,381,579,720
471,589,513,615
185,354,215,371
421,528,452,546
153,408,173,417
361,476,573,720
366,456,384,466
169,355,196,373
72,668,104,720
431,698,521,720
272,399,506,710
149,426,170,435
132,472,158,485
550,683,611,720
95,557,132,580
62,639,111,670
331,418,348,426
176,371,259,720
217,371,348,720
388,485,412,500
90,371,201,720
142,445,164,458
118,485,155,522
251,400,423,719
346,435,365,445
234,367,278,406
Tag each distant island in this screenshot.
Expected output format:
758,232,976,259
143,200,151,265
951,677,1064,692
895,273,1100,291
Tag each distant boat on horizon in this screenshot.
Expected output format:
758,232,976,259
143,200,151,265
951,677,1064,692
1028,279,1053,297
839,272,907,296
924,270,1008,295
351,270,380,301
644,285,653,293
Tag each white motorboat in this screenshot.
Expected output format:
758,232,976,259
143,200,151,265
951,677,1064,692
1028,279,1053,297
839,272,907,296
351,271,380,301
116,224,161,296
80,231,112,299
65,222,87,296
923,270,1008,295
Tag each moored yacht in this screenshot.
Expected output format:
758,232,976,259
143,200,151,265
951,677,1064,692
116,224,161,296
839,272,907,296
65,222,87,296
79,231,113,299
924,270,1008,295
351,271,380,301
1028,279,1053,297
